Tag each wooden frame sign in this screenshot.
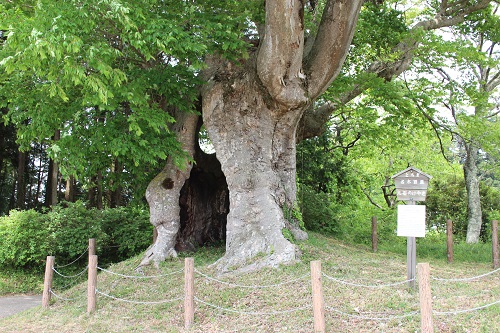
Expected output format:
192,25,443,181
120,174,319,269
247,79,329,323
392,167,432,202
392,167,432,288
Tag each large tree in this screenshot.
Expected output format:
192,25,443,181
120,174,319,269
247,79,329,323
1,0,497,271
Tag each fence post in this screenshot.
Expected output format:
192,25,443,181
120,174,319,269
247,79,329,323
311,260,325,333
417,263,434,333
87,254,98,314
42,256,55,308
493,220,499,269
184,257,195,329
89,238,96,257
372,216,378,253
446,220,453,264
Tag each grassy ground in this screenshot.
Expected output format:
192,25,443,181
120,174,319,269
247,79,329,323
1,232,499,332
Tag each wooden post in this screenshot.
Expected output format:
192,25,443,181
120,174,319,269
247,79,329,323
87,254,98,314
88,238,96,257
417,263,434,333
42,256,55,308
446,220,453,264
371,216,378,253
311,260,325,333
184,257,194,329
493,220,499,269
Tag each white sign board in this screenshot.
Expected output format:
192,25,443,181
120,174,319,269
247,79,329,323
397,205,426,237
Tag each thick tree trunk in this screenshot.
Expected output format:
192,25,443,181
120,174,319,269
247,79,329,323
202,63,303,272
464,142,482,243
141,0,362,271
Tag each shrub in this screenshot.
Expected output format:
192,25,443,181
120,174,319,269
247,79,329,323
46,201,109,265
0,202,152,269
0,209,50,269
299,184,340,235
100,205,152,262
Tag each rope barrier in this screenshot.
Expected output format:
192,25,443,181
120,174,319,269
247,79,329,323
194,296,311,315
195,268,309,289
322,272,415,289
96,266,183,279
49,288,82,301
325,306,419,321
95,289,183,305
53,247,89,268
431,267,500,282
52,266,88,279
433,299,500,315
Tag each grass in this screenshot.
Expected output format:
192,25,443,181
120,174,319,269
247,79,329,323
1,232,499,332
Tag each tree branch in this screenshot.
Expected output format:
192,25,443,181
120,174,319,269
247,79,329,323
257,0,307,107
297,0,494,141
362,187,385,210
304,0,364,100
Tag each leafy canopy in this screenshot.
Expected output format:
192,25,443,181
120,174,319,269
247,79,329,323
0,0,251,181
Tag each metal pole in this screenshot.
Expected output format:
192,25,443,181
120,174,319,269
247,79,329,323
407,200,416,288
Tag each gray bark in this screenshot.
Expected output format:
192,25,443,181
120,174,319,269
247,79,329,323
142,0,363,271
202,62,301,272
139,112,198,267
464,141,482,243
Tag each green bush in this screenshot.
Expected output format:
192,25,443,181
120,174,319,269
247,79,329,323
0,202,152,269
299,184,340,235
0,209,50,269
100,205,152,262
47,201,108,265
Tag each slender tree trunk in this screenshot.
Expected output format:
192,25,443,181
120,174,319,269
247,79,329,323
464,141,482,243
109,159,123,208
64,175,75,202
45,130,60,207
16,150,26,209
139,112,199,267
96,171,103,210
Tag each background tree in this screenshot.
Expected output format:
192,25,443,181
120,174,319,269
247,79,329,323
407,5,500,242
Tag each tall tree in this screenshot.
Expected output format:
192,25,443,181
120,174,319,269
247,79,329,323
407,5,500,242
1,0,496,271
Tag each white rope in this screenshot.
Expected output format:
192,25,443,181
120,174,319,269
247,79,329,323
322,272,415,289
52,266,88,279
433,299,500,315
325,306,419,321
49,288,81,301
194,269,309,289
431,267,500,282
95,289,183,304
96,266,183,279
194,296,310,315
54,247,89,268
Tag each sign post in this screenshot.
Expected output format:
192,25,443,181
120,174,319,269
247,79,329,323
392,167,432,288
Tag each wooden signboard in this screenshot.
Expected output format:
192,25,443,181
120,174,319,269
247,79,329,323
391,167,432,288
392,167,432,201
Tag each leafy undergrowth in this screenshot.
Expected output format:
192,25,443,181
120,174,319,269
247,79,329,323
1,232,499,332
